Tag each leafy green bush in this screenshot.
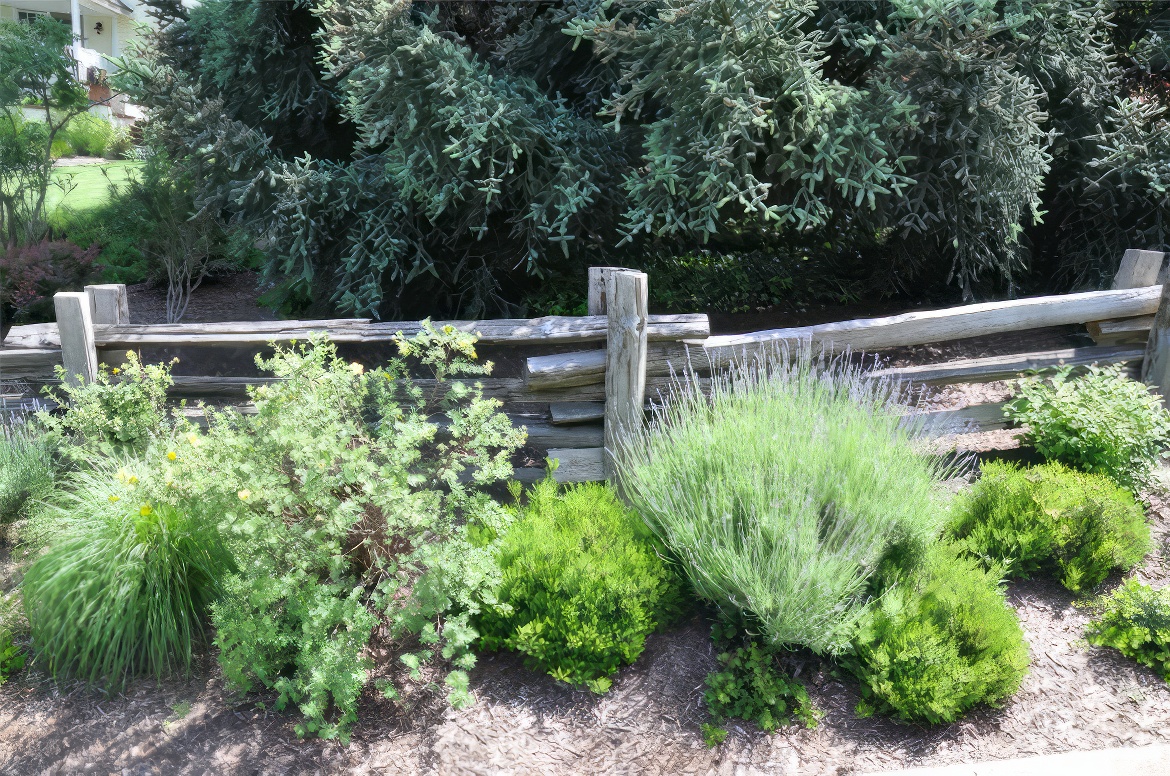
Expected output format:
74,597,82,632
60,113,114,157
0,426,56,525
950,461,1150,593
1086,578,1170,679
702,624,817,744
0,592,26,684
40,351,176,457
477,477,684,692
619,348,951,654
848,543,1030,724
202,328,524,739
1005,364,1170,491
22,454,232,688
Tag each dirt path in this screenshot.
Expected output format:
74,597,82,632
3,493,1169,776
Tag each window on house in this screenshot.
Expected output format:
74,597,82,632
17,10,50,24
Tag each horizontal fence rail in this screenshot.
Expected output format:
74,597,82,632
3,250,1168,481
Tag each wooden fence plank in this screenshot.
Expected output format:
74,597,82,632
1113,249,1165,289
0,348,61,381
93,314,709,348
546,447,605,483
85,284,129,325
603,271,649,479
919,402,1011,436
1087,315,1153,346
526,341,696,390
698,286,1162,360
1143,282,1170,396
3,323,60,349
53,292,98,387
871,346,1144,385
549,402,604,425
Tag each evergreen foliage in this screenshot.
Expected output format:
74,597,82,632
950,461,1150,593
118,2,1170,316
477,477,685,692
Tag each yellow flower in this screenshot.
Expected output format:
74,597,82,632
127,474,139,485
186,433,201,447
349,362,365,376
139,504,153,517
443,324,455,334
111,367,121,375
237,489,251,501
108,495,120,504
167,451,177,461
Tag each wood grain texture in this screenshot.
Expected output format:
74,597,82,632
92,314,710,348
85,284,129,325
0,348,61,380
699,286,1162,359
588,267,625,315
549,402,605,425
3,323,60,349
604,271,648,479
526,341,697,390
53,292,97,386
545,447,605,483
871,346,1145,385
1143,282,1170,395
1087,315,1153,346
919,402,1012,436
1113,249,1165,289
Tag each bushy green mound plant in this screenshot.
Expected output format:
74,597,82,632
40,351,175,457
0,426,56,525
477,477,684,693
619,348,951,654
848,543,1030,724
201,327,524,739
1005,364,1170,492
950,461,1150,593
1086,578,1170,680
702,623,817,746
22,455,232,688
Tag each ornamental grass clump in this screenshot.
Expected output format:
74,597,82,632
21,454,232,688
477,477,685,692
950,461,1150,593
1005,364,1170,492
618,347,952,654
0,425,55,526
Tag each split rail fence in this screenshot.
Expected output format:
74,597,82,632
4,252,1170,483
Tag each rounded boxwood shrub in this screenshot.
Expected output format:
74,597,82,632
476,478,685,692
950,461,1150,593
848,543,1030,724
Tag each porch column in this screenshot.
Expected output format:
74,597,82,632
110,14,118,57
70,0,83,79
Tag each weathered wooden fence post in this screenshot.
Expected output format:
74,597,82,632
1113,249,1166,290
53,292,98,387
587,266,624,315
603,269,648,480
85,284,129,325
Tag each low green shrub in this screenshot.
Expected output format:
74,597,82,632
0,426,56,525
203,328,524,739
1086,578,1170,679
619,348,951,654
40,351,176,457
848,543,1030,724
22,454,232,688
1005,364,1170,491
702,624,817,744
477,477,684,692
950,461,1150,593
0,592,26,684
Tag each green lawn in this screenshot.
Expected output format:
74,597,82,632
46,160,143,220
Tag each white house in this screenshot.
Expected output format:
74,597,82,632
0,0,156,120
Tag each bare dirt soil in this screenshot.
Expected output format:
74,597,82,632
125,273,278,326
2,490,1169,776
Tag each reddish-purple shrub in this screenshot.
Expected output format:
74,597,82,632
1,240,99,325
